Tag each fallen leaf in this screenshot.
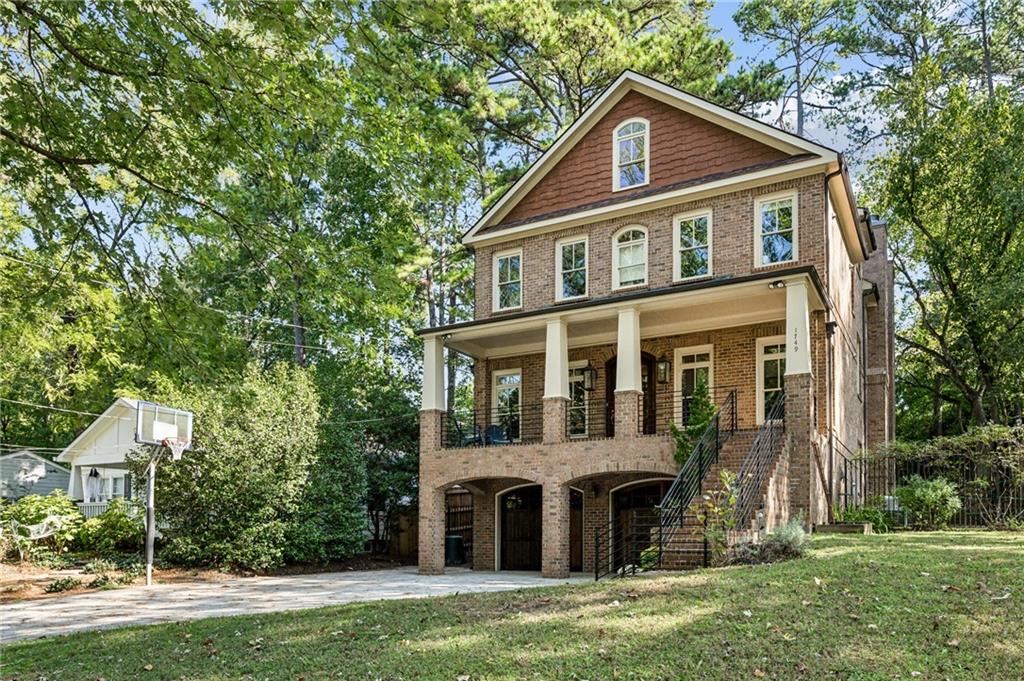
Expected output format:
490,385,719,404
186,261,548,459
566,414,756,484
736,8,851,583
743,610,753,618
456,676,471,681
801,600,811,606
911,672,922,678
941,584,960,592
813,577,822,587
753,669,766,678
946,638,960,647
920,572,931,577
142,665,154,672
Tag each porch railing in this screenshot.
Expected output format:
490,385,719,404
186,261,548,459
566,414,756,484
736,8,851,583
638,386,740,436
77,502,110,519
564,397,613,440
441,403,544,448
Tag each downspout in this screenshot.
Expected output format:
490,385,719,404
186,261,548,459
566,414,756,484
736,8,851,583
824,168,842,516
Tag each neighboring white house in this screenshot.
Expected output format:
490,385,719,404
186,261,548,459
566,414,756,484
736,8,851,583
0,450,71,500
56,398,141,518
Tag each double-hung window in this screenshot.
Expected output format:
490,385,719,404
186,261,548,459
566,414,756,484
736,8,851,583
756,337,787,423
493,249,522,311
756,193,798,266
556,237,587,300
613,227,647,289
567,362,589,437
613,119,649,191
674,210,712,280
492,369,522,440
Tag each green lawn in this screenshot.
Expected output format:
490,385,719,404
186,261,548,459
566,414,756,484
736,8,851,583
3,532,1022,681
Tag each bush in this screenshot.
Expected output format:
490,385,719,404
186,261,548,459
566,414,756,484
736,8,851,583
834,497,893,533
1,491,83,556
894,475,962,529
82,558,119,574
284,421,368,565
128,364,321,572
76,498,145,555
732,519,809,565
44,577,82,593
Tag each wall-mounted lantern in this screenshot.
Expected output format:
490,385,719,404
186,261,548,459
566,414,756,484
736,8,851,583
656,355,671,384
583,364,598,391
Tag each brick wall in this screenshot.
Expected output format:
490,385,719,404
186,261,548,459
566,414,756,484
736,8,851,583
475,174,826,320
499,90,790,226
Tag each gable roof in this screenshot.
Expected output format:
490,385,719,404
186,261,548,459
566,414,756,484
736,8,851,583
0,450,70,472
55,398,138,463
464,70,854,248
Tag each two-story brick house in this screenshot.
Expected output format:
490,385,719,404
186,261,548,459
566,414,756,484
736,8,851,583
417,71,894,578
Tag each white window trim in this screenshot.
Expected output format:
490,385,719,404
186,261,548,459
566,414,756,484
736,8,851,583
492,248,523,312
491,368,523,439
756,335,787,424
567,360,589,438
555,235,589,302
754,190,799,268
672,209,713,282
612,117,650,192
611,225,648,290
673,345,714,425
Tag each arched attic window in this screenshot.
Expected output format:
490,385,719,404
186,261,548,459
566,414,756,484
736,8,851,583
613,118,649,191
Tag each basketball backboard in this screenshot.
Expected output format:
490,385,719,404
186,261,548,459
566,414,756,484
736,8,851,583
135,401,192,458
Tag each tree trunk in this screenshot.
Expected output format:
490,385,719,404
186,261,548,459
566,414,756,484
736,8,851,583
292,272,306,367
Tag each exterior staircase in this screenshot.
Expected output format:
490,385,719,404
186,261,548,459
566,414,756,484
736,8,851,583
593,392,787,579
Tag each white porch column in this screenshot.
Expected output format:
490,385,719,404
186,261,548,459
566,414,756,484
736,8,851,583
785,280,812,376
615,307,642,392
543,319,569,399
421,336,445,411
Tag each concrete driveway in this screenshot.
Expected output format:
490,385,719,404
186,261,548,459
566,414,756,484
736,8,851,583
1,567,587,644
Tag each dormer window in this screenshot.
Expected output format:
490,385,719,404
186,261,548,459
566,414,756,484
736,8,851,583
613,118,649,191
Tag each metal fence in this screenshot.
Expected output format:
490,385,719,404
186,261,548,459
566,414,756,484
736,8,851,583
833,445,1024,527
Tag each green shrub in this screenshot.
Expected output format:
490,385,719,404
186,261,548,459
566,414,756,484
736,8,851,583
1,491,83,555
23,546,75,569
76,498,145,555
117,562,144,584
128,364,321,571
82,558,119,574
834,497,893,533
639,545,659,570
87,573,115,589
894,475,962,529
669,375,717,465
732,519,809,565
284,421,368,565
44,576,82,593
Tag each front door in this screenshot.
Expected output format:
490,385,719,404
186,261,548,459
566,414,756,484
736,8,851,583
500,485,542,570
605,353,658,436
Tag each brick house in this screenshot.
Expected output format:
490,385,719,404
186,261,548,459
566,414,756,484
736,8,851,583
416,71,894,578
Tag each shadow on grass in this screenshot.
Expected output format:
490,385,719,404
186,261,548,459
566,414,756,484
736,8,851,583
5,531,1023,680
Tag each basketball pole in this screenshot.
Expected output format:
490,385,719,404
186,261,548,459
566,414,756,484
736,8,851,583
145,446,160,587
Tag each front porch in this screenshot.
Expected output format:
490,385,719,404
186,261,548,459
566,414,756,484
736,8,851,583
418,274,827,578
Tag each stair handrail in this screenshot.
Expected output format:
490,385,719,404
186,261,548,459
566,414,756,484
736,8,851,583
593,390,737,580
732,393,786,529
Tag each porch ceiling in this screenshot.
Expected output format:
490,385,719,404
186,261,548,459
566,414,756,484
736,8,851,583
445,273,814,359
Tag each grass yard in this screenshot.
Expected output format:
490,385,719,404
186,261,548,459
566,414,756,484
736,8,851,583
3,532,1021,681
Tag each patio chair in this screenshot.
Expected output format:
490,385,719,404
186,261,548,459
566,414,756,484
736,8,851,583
450,417,483,447
484,424,512,445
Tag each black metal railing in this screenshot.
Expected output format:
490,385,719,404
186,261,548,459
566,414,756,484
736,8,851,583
441,403,544,448
732,393,787,528
638,386,740,436
595,390,737,580
565,397,613,440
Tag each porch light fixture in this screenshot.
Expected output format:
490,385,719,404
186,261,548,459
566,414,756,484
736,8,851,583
656,355,671,384
768,280,786,290
583,364,598,391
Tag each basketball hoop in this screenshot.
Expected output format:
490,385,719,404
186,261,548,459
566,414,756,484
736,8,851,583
161,438,188,461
